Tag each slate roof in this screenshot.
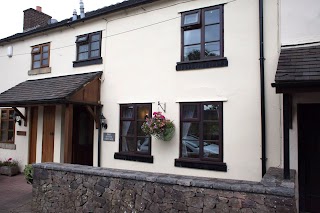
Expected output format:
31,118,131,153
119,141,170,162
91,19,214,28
0,0,160,44
0,71,102,106
275,44,320,84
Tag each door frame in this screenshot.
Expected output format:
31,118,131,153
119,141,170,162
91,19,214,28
28,107,38,164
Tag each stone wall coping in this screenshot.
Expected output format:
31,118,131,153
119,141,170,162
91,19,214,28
33,163,295,197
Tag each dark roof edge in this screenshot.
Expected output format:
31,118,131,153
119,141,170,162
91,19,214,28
0,0,160,45
282,41,320,48
272,81,320,88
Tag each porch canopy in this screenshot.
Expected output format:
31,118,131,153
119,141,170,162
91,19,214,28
272,43,320,179
0,71,102,107
272,44,320,93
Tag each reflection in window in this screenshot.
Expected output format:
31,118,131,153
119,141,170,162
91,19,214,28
120,104,152,155
31,43,50,69
181,6,223,61
180,102,223,162
76,32,102,61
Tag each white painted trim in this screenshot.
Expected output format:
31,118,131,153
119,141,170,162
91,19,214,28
175,98,228,103
117,101,157,104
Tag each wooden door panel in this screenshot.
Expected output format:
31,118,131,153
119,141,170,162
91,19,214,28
28,107,38,164
42,106,55,162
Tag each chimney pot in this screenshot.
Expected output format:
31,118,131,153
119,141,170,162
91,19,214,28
36,6,42,12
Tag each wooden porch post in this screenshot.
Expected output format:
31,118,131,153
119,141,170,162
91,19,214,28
283,94,291,179
64,104,73,163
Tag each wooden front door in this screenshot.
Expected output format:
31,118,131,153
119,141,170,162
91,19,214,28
298,104,320,213
28,107,38,164
42,106,55,162
72,106,93,166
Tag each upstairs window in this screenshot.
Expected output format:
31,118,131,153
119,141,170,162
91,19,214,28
31,43,50,69
181,6,224,62
76,31,102,61
0,109,15,143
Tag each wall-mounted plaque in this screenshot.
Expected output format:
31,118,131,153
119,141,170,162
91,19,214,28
103,133,115,141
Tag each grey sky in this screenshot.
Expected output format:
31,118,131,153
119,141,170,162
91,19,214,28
0,0,124,39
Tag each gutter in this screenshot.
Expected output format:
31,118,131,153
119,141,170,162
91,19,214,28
259,0,267,177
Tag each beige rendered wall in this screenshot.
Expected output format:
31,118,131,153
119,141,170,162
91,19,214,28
0,0,281,181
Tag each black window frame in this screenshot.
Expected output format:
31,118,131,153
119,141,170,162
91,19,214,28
177,5,228,71
75,31,102,62
115,103,153,163
175,102,227,171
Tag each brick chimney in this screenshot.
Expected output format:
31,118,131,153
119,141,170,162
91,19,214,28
23,6,52,32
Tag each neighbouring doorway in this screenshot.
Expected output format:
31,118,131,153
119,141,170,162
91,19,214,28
298,104,320,213
29,107,38,164
72,106,94,166
42,106,55,162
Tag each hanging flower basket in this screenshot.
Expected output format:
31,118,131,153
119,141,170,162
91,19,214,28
141,112,175,141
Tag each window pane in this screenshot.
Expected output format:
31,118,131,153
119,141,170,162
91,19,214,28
137,121,148,136
184,29,201,45
122,121,134,137
184,45,201,61
79,44,89,53
182,104,198,119
91,34,100,42
205,24,220,42
182,123,200,158
203,141,219,158
121,137,135,152
205,42,220,57
43,45,49,52
1,121,8,130
137,137,150,153
42,52,48,59
42,59,49,66
90,50,100,58
137,106,150,120
9,121,14,130
8,131,14,142
205,9,220,25
1,111,7,119
91,41,100,50
33,54,41,61
76,35,88,43
9,111,14,119
78,53,89,60
121,106,134,118
33,61,41,69
203,104,219,120
1,131,7,142
184,12,199,25
32,47,40,53
203,122,219,140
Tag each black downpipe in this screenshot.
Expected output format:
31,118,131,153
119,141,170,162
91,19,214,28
97,112,102,167
259,0,267,177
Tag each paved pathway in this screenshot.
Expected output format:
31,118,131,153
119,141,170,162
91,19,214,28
0,174,32,213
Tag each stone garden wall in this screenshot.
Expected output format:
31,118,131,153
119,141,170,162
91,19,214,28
32,163,296,213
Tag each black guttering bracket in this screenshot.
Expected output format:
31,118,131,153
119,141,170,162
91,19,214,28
259,0,267,177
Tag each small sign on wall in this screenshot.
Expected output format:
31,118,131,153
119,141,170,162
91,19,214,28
103,133,115,141
17,131,27,136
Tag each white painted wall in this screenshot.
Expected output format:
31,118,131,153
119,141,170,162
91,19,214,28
281,0,320,45
0,0,281,181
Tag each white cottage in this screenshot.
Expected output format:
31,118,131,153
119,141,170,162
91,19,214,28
0,0,282,185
